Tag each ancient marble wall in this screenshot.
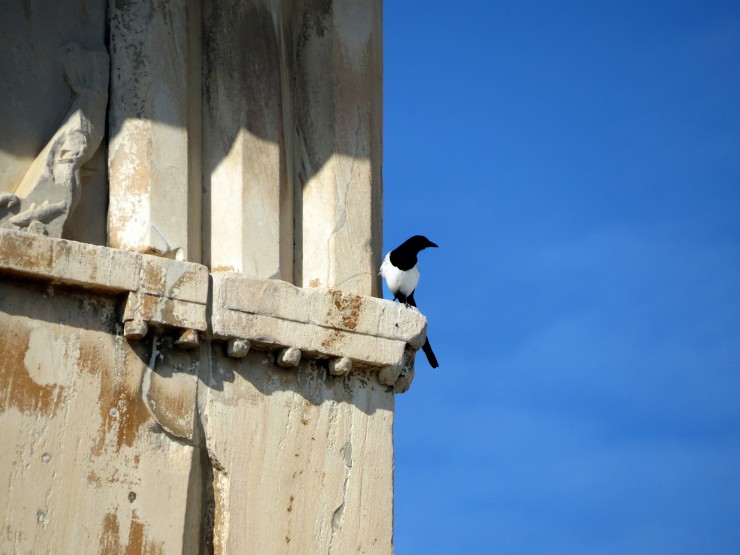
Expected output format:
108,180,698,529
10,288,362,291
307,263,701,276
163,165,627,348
0,1,406,553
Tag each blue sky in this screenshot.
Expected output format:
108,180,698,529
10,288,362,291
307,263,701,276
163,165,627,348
383,2,740,553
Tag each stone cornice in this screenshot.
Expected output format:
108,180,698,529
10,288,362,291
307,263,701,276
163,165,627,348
0,229,424,392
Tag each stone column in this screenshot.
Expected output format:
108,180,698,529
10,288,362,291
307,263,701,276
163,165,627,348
108,0,202,262
202,0,294,280
294,0,384,296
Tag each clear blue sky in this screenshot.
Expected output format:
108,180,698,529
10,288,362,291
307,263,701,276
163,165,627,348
383,2,740,553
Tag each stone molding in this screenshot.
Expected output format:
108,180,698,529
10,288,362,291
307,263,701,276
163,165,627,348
0,229,425,392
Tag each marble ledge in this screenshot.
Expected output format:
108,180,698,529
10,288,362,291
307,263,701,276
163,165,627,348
210,272,427,389
0,229,427,391
0,228,208,334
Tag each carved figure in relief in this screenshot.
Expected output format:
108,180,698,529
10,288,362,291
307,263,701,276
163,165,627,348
0,43,109,237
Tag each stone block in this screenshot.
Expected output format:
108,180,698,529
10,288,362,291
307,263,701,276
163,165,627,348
0,229,139,292
226,338,251,358
214,272,427,347
276,347,302,368
124,292,207,334
211,273,425,371
329,356,352,376
49,238,139,292
0,228,53,277
138,254,209,303
0,281,198,553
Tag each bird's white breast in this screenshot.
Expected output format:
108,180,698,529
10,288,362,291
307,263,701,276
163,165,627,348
380,252,419,297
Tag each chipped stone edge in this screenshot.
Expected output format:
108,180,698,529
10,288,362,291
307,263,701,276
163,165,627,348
0,228,208,337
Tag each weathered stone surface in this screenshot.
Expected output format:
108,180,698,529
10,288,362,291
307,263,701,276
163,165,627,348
0,281,199,553
1,0,403,552
108,0,201,261
49,236,137,292
295,0,384,296
226,338,251,358
0,229,209,333
277,347,302,368
175,328,201,349
202,0,293,278
211,272,427,372
199,351,394,553
142,337,200,441
329,356,353,377
0,44,108,239
213,272,427,345
123,319,148,340
0,228,136,292
0,0,109,245
385,348,417,393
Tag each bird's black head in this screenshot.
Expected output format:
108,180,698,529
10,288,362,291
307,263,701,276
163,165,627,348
389,235,439,270
399,235,439,253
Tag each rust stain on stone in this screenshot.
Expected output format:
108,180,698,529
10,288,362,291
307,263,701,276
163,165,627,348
78,338,107,376
319,290,364,351
327,289,363,331
99,512,163,555
139,260,166,296
127,519,145,554
0,323,64,417
91,344,150,455
100,513,121,554
319,329,341,350
211,265,237,273
0,231,50,271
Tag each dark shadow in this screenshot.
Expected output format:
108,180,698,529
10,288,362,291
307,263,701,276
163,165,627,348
0,276,121,334
0,1,109,245
199,344,392,417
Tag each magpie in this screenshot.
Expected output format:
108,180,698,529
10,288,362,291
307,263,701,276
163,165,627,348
379,235,439,368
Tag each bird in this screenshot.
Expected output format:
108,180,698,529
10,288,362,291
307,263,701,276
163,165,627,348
379,235,439,368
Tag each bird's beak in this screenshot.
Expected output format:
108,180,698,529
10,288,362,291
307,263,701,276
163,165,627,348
428,241,439,248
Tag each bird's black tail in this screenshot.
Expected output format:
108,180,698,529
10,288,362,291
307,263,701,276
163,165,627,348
422,337,439,368
406,292,439,368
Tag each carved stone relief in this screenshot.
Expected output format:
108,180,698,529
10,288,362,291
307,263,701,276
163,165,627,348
0,43,109,237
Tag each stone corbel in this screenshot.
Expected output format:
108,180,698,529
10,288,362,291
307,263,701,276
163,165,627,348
121,256,208,343
210,272,427,391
